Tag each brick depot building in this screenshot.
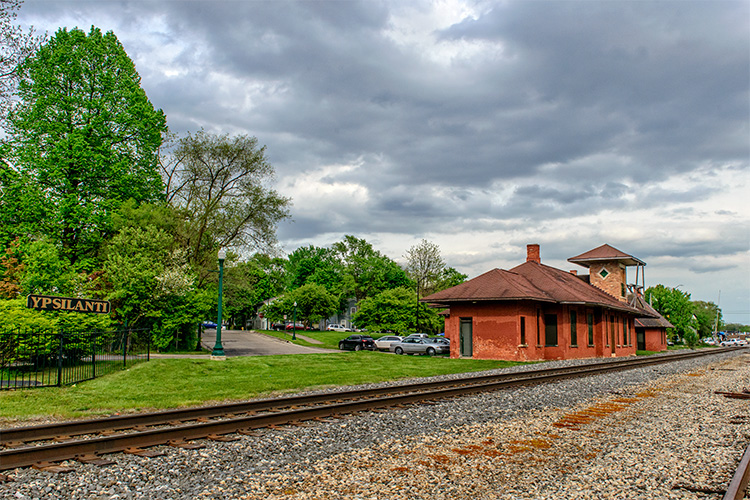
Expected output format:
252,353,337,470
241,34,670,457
421,244,670,361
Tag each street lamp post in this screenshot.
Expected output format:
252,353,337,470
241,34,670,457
415,278,420,333
292,301,297,341
212,248,226,358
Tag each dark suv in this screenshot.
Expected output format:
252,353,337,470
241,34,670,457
338,334,376,351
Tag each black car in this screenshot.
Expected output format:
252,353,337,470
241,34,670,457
338,334,376,351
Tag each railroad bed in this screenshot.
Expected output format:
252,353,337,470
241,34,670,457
3,349,749,499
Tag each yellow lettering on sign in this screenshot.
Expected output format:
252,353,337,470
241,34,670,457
85,301,94,312
30,296,43,308
74,300,86,311
52,298,62,309
42,298,52,308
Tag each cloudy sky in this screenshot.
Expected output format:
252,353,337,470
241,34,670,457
17,0,749,323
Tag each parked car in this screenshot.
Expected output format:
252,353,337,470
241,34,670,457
285,322,306,331
390,337,449,356
201,321,218,329
720,338,746,347
429,337,450,347
338,334,376,351
374,335,403,351
404,333,429,339
327,324,351,332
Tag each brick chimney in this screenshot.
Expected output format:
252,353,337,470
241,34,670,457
526,244,540,263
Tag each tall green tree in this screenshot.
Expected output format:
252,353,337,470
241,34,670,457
161,131,290,284
103,225,201,349
352,286,441,335
645,285,698,343
404,239,446,297
7,26,167,266
332,235,410,301
692,300,722,338
286,245,343,292
260,284,338,330
221,256,288,329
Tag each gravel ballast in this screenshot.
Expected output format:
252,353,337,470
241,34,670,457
2,350,749,499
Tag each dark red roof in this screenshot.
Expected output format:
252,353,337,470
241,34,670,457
422,260,644,315
568,244,645,267
630,294,674,328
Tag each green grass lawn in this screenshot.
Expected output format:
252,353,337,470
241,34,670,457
0,352,525,423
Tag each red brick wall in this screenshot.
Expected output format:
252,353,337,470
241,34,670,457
644,327,668,352
444,301,637,361
589,261,627,302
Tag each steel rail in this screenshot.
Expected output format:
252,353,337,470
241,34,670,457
0,347,738,471
1,347,732,446
724,442,750,500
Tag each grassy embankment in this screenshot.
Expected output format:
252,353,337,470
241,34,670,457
3,329,696,423
0,350,524,423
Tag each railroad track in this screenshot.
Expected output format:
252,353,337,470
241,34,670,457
0,347,741,475
724,441,750,500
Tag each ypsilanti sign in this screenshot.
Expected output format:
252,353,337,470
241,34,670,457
26,294,111,314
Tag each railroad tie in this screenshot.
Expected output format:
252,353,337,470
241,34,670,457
207,434,240,442
32,461,74,473
123,447,165,458
168,439,205,450
75,454,116,466
237,429,261,436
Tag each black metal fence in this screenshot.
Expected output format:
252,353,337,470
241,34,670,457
0,327,151,389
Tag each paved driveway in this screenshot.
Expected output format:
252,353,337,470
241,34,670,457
199,329,335,357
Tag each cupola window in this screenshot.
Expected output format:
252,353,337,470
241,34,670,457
598,268,610,279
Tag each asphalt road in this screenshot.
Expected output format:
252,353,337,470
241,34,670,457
199,329,335,357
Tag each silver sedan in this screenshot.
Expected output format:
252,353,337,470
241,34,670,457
374,335,403,351
389,337,449,356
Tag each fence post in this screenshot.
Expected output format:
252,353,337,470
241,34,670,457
122,323,128,369
92,331,96,380
57,329,64,387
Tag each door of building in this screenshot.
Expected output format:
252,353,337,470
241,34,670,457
460,318,473,357
544,314,558,346
636,328,645,350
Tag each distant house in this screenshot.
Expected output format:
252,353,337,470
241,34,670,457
325,298,358,330
421,244,669,361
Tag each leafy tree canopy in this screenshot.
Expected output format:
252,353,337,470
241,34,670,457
286,245,343,292
260,283,338,329
352,286,442,335
691,300,722,338
7,26,167,266
332,235,410,301
645,285,698,342
404,239,445,297
161,130,291,284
